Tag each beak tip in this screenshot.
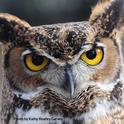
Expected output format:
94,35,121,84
70,87,75,98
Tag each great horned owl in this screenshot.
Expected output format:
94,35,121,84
0,0,124,124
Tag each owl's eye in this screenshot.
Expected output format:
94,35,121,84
81,47,103,65
24,54,49,72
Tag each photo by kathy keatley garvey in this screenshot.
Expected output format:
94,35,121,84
0,0,124,124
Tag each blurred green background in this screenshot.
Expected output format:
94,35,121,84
0,0,98,25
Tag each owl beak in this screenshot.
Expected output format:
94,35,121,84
65,64,76,97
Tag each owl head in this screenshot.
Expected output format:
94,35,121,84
0,0,124,122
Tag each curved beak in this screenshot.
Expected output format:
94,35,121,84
65,64,76,97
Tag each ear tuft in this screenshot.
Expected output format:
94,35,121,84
0,13,31,43
0,13,30,28
89,0,123,37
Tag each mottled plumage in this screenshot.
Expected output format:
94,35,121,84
0,0,124,124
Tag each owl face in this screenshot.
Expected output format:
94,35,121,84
0,0,124,122
5,24,120,95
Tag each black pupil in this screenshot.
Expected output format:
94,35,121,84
86,49,97,60
32,54,44,65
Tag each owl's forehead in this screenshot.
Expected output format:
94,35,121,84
29,21,96,60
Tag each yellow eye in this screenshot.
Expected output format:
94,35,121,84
81,48,103,66
24,54,49,72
